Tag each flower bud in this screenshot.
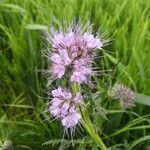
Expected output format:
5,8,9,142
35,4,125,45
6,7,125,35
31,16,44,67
108,84,135,108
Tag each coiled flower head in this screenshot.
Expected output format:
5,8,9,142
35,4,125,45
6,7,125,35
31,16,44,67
49,86,82,128
108,84,135,108
46,23,103,84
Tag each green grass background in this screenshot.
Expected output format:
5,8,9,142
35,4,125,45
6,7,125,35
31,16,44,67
0,0,150,149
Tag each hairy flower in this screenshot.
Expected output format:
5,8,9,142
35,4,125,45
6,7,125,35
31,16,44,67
71,58,92,83
108,84,135,108
47,24,103,84
49,87,82,128
62,108,81,128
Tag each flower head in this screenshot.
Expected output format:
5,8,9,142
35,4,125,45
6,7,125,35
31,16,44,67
108,84,135,108
49,87,82,128
47,24,103,84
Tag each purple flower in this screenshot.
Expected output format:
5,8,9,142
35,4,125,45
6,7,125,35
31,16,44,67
83,33,102,51
46,24,103,84
62,110,81,128
51,86,65,97
52,33,65,49
71,59,92,83
49,87,82,128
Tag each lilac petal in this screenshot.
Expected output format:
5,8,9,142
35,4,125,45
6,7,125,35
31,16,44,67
52,64,65,78
51,87,63,97
74,93,82,103
49,107,61,117
83,32,102,49
51,98,62,107
52,33,65,48
64,32,76,47
60,102,70,117
51,53,62,64
71,71,87,83
62,111,81,128
58,49,71,65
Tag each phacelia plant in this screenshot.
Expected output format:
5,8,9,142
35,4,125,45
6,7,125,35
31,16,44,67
44,22,135,150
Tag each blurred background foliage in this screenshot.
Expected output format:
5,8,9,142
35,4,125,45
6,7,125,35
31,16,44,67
0,0,150,149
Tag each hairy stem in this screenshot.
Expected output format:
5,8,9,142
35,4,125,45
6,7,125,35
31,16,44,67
72,83,107,150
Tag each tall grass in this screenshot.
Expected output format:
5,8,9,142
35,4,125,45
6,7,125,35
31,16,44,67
0,0,150,149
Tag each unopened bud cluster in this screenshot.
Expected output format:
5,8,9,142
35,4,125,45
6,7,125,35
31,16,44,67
108,84,135,108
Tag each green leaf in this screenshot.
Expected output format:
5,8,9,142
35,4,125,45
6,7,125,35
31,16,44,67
25,24,48,30
135,93,150,106
0,104,34,109
0,4,26,13
128,135,150,150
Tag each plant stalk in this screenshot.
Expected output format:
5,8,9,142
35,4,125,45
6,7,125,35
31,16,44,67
72,83,107,150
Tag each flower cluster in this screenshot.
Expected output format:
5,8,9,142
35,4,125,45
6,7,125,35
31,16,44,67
46,24,104,130
108,84,135,108
49,87,82,128
49,25,103,84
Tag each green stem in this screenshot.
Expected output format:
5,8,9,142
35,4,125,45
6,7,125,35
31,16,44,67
72,83,107,150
